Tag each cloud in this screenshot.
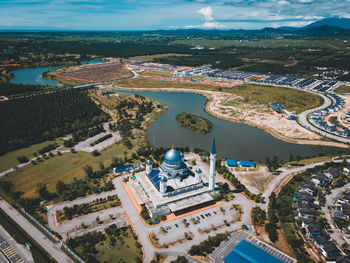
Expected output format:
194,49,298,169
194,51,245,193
198,6,214,21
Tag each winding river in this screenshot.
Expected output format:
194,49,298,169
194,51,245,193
10,67,345,161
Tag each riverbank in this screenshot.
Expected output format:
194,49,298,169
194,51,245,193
100,85,349,149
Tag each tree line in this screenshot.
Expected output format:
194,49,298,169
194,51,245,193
0,89,108,155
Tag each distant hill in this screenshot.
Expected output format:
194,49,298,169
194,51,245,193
304,17,350,29
279,17,350,31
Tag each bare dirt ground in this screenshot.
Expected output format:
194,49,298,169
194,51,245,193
49,60,132,85
233,166,274,194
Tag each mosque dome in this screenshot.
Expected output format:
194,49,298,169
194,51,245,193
164,149,182,165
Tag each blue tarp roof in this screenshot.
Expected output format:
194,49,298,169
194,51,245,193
224,240,283,263
239,160,256,167
226,159,238,167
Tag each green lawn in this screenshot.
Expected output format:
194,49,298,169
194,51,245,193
5,141,130,199
77,227,142,263
0,208,56,263
0,138,63,173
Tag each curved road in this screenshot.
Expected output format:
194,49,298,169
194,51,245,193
298,93,350,144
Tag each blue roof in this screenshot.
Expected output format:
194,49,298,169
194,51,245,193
147,169,161,190
114,165,133,173
164,149,182,165
211,138,216,154
147,160,152,165
226,159,238,167
224,240,283,263
239,160,256,167
195,168,202,173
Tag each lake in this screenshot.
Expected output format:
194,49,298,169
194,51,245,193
10,67,62,86
103,90,343,161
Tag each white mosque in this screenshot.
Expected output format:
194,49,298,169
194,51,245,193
129,139,217,218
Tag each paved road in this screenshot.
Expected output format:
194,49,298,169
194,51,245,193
0,199,73,263
298,93,350,143
323,181,350,247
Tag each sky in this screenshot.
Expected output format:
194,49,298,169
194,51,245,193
0,0,349,30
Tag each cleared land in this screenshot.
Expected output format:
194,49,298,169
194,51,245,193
335,86,350,94
115,77,322,114
48,61,133,85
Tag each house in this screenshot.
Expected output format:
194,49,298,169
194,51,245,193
319,241,340,259
311,173,331,187
294,192,314,204
342,203,350,219
305,223,322,238
324,169,340,179
301,218,317,228
300,181,317,196
314,236,340,260
298,207,317,219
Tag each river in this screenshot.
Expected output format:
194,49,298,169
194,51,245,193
10,66,345,161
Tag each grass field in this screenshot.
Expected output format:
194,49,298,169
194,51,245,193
5,142,129,199
76,227,142,263
335,86,350,94
117,77,322,113
0,138,63,173
0,208,56,263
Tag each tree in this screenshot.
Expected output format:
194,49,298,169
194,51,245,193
56,181,67,195
37,184,51,200
17,155,29,163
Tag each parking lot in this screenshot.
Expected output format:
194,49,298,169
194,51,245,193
151,203,239,246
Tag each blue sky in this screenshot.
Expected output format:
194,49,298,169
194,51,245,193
0,0,349,30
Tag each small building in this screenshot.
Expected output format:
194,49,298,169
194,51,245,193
239,160,256,168
226,159,238,167
305,223,322,238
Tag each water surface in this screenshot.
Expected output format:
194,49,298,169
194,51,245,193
104,90,342,161
10,67,62,86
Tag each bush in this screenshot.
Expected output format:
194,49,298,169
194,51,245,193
17,155,29,163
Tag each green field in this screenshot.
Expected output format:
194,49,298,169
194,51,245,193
0,138,63,173
74,227,142,263
5,142,130,199
0,208,56,263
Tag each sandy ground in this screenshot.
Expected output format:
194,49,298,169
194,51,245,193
101,84,348,148
233,166,274,195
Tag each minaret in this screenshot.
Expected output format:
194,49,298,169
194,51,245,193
146,160,152,175
160,176,167,194
209,138,216,191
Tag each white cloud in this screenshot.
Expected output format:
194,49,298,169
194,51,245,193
197,6,214,21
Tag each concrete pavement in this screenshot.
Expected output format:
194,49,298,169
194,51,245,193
0,199,73,263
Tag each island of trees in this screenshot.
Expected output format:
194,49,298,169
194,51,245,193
175,112,213,135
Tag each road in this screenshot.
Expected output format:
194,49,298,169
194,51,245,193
298,93,350,144
323,181,350,247
0,199,73,263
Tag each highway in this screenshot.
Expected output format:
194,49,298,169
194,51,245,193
0,199,73,263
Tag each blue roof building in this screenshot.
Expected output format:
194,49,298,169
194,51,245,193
239,160,256,168
226,159,238,167
224,240,283,263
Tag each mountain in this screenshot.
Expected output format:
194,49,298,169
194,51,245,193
304,17,350,29
279,17,350,31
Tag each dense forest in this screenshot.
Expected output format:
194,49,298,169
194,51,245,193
0,89,108,155
0,82,52,96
